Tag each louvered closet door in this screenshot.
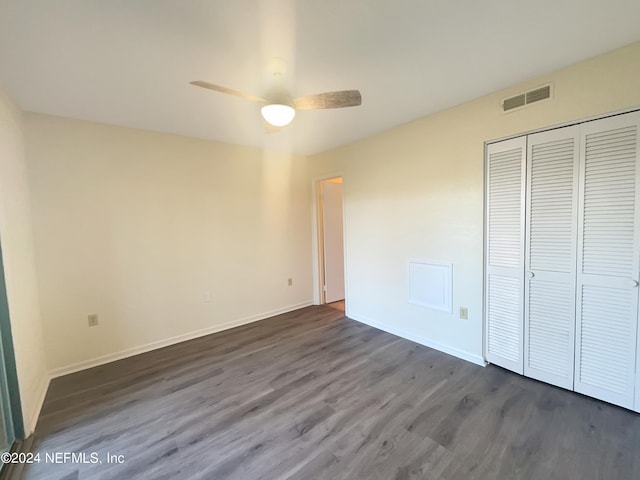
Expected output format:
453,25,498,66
574,111,640,410
524,127,579,390
485,137,526,374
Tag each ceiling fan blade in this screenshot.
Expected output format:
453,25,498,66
293,90,362,110
190,81,266,103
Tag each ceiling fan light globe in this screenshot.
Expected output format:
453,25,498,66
261,104,296,127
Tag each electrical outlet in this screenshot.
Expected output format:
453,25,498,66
288,278,293,286
88,314,99,327
459,307,469,320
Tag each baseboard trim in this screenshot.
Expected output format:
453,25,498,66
26,374,50,435
49,301,313,378
349,312,486,367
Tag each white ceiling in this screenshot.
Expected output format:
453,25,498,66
1,1,639,155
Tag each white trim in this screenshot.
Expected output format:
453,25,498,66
348,312,486,367
25,374,51,435
49,301,313,378
482,141,488,364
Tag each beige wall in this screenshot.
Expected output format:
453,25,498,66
25,114,313,374
18,40,640,400
0,86,48,434
310,41,640,363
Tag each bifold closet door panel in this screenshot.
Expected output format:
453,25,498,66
574,111,640,410
524,127,580,390
485,137,526,374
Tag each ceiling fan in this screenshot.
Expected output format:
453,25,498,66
190,80,362,129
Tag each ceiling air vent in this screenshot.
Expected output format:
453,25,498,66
502,84,552,112
503,94,526,111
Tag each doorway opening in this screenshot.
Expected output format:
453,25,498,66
317,177,345,312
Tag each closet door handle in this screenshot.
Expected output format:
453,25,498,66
528,272,535,279
631,280,639,287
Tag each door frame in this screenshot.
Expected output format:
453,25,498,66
0,241,24,445
312,173,348,310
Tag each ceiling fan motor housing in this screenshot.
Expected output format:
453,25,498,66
264,88,295,108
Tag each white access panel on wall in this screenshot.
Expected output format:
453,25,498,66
574,111,640,410
408,261,452,313
524,126,580,390
484,136,526,374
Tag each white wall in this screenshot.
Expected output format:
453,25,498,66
0,86,49,434
25,114,313,374
310,41,640,364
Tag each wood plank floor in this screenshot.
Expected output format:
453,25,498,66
18,305,640,479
